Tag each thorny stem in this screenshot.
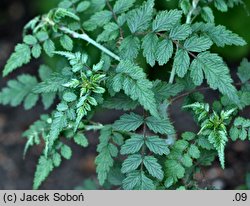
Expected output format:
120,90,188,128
105,0,124,39
59,26,121,61
186,0,200,24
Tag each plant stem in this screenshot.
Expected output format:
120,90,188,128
186,0,200,24
59,26,121,61
169,65,176,84
105,0,124,39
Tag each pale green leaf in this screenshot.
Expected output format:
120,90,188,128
143,156,164,180
152,9,182,32
145,136,170,155
173,48,190,78
113,112,144,132
121,154,142,173
3,44,31,76
120,134,144,155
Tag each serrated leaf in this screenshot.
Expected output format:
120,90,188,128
119,35,140,60
36,31,49,41
74,133,88,147
156,39,173,66
43,39,55,57
42,92,56,109
108,167,124,186
97,22,119,42
32,44,42,58
182,132,196,141
3,44,31,76
143,156,164,180
95,126,117,185
145,136,170,155
239,128,247,140
48,111,67,148
188,145,200,159
63,92,77,102
152,9,182,32
139,172,155,190
52,152,62,167
24,35,37,45
145,116,175,135
237,58,250,83
190,57,204,86
83,10,112,31
33,156,54,189
121,154,142,173
113,0,136,14
192,23,246,47
152,80,184,101
114,60,158,117
165,159,185,181
113,112,144,132
182,154,193,167
127,0,154,33
164,177,174,188
214,0,228,12
197,136,213,150
0,74,38,109
120,134,144,155
208,130,228,169
122,170,155,190
103,93,139,111
122,170,141,190
60,35,73,51
76,1,90,12
61,144,72,159
57,102,68,111
142,33,158,66
169,24,192,40
96,147,113,185
230,127,239,141
24,93,39,110
191,52,239,104
173,48,190,78
54,8,80,21
184,36,213,52
22,116,48,157
201,7,214,23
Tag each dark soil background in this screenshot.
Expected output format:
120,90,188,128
0,0,250,190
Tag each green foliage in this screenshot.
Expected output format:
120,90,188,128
3,44,31,76
184,102,236,169
113,113,144,132
192,23,246,47
127,0,154,33
230,117,250,141
0,74,38,109
145,116,174,135
33,155,54,190
190,52,239,104
1,0,249,190
95,126,121,185
111,60,158,117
